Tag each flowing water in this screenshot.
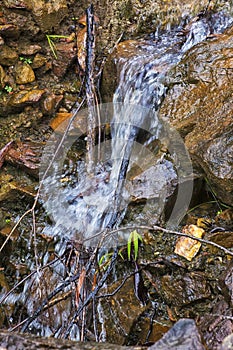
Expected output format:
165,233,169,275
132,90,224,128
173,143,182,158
1,9,233,342
40,10,233,249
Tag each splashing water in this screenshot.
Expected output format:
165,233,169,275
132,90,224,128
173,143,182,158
40,11,233,248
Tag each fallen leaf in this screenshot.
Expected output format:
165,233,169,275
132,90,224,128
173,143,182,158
174,224,205,261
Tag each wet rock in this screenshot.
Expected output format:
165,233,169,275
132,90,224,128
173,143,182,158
0,172,35,203
160,28,233,205
0,24,19,39
50,112,87,135
19,45,42,56
31,53,47,69
148,318,205,350
3,7,40,36
197,299,233,350
42,93,63,115
52,42,76,78
2,0,28,9
99,0,232,52
15,61,35,84
215,209,233,230
128,160,177,203
0,44,18,66
96,277,148,344
160,272,211,307
219,261,233,306
8,89,45,111
0,65,6,89
5,141,42,178
28,0,68,32
207,230,233,250
0,330,142,350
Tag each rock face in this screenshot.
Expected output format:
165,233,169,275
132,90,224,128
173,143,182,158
159,27,233,205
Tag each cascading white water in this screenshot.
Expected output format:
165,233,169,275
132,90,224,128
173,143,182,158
40,11,233,248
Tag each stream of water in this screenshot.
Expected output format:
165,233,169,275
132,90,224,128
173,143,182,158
40,10,233,249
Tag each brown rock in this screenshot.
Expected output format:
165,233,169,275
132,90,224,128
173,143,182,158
0,44,18,66
52,42,76,78
96,277,148,344
42,93,63,115
19,45,42,56
50,112,87,135
31,53,47,69
160,28,233,205
208,231,233,250
0,330,140,350
2,0,28,9
0,65,6,89
198,299,233,350
160,272,211,307
5,140,42,178
220,261,233,306
29,0,68,32
0,173,35,203
9,89,45,109
0,24,19,39
15,62,35,84
174,225,205,261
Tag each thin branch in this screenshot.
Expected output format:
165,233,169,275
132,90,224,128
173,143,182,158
85,4,97,172
63,248,119,338
83,224,233,257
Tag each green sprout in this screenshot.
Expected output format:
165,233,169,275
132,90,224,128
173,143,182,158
127,230,143,261
98,249,124,270
4,85,13,93
46,34,70,59
5,218,11,224
19,56,33,64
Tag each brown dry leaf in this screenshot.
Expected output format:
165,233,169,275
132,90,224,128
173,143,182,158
174,224,205,261
75,268,86,308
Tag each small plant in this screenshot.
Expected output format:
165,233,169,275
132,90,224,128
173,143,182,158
127,230,143,261
98,249,124,270
98,230,143,269
5,218,11,224
4,85,13,94
46,34,71,59
19,56,33,64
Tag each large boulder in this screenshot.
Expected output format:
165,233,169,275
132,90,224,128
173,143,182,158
160,27,233,205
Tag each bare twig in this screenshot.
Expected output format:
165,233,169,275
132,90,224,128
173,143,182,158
83,224,233,257
85,4,97,172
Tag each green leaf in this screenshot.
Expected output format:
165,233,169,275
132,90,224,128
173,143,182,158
128,230,143,261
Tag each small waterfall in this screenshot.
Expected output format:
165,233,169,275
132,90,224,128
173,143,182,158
40,11,233,248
